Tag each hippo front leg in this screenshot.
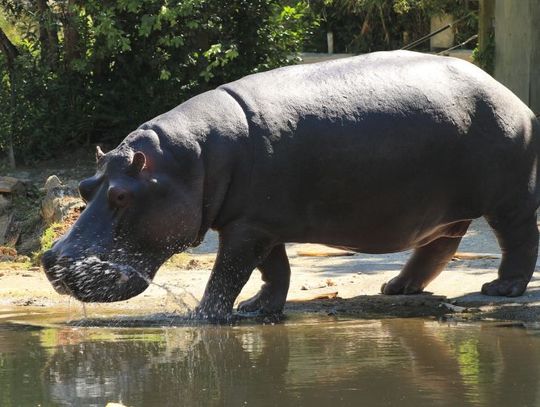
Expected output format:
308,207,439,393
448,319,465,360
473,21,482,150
195,224,275,320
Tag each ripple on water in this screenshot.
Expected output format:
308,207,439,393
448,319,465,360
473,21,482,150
1,313,540,407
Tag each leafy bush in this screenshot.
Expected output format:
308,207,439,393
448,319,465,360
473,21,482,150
0,0,315,163
304,0,477,54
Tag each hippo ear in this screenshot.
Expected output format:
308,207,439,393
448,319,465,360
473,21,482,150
132,151,146,173
96,146,105,162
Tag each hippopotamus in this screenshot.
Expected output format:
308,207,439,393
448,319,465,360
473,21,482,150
42,50,540,319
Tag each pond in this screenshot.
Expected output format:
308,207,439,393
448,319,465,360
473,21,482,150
0,309,538,407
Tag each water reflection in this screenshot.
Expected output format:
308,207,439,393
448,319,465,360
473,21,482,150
42,325,291,407
0,317,539,407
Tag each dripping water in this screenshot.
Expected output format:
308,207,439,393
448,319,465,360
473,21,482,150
134,270,199,313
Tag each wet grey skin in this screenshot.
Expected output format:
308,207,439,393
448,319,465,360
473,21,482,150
42,50,540,320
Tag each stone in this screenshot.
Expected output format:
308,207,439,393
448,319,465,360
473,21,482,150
0,213,13,245
44,175,62,191
0,195,10,214
0,176,25,194
41,175,84,225
0,246,17,256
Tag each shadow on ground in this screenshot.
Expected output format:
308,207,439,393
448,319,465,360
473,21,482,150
285,288,540,322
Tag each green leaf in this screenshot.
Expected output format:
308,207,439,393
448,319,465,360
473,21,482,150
139,14,156,37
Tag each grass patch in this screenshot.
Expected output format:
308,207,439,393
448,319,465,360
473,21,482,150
31,222,64,265
32,223,62,266
31,203,83,265
40,223,62,252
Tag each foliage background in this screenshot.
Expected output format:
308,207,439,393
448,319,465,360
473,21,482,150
0,0,315,162
306,0,477,54
0,0,476,164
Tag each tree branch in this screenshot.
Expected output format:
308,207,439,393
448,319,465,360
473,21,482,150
0,26,19,70
36,0,59,67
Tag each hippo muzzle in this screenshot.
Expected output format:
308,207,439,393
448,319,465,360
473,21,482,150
42,245,153,302
40,179,163,303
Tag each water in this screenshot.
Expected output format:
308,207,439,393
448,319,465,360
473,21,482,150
0,310,539,407
133,270,199,312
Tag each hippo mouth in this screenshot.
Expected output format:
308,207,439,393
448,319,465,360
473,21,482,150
44,255,153,302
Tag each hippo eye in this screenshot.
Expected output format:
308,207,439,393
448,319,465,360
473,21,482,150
108,185,131,208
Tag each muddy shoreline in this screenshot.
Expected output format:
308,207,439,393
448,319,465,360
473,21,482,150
1,218,540,324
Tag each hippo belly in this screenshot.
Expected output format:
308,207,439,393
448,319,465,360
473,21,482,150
245,116,481,253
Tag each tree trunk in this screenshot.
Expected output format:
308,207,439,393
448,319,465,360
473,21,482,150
360,7,373,36
0,29,18,70
378,5,390,45
63,0,81,65
478,0,495,52
0,28,19,169
36,0,59,67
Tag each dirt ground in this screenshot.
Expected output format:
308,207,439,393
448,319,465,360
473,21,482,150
2,216,540,323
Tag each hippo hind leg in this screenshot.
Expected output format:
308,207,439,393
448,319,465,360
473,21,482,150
238,244,290,315
482,211,538,297
382,221,471,295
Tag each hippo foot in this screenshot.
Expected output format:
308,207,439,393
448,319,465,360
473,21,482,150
381,276,425,295
237,289,285,316
481,278,528,297
190,303,234,323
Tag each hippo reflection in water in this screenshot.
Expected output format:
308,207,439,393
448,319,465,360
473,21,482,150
42,51,540,319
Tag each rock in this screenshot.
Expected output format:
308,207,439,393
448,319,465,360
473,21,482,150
0,176,25,194
300,282,327,290
0,254,28,263
0,246,17,256
0,214,14,245
44,175,62,191
41,175,84,225
4,221,20,247
0,195,10,215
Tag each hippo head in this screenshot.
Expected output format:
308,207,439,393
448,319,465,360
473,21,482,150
42,129,204,302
